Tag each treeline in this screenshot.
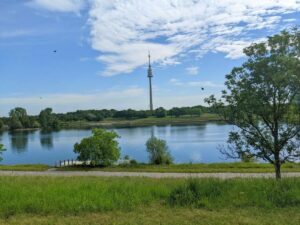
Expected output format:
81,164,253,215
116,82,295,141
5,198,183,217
0,107,60,131
56,105,213,121
0,105,217,131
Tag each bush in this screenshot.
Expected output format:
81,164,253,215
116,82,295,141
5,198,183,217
169,178,300,209
154,107,167,118
0,144,5,162
146,136,173,165
169,179,222,208
130,159,138,165
74,128,120,166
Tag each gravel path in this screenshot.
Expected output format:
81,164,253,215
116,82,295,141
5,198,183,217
0,170,300,179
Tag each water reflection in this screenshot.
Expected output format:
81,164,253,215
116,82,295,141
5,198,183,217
1,124,234,165
40,131,53,149
9,130,34,153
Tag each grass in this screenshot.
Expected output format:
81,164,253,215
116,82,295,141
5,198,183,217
1,162,300,173
1,207,299,225
0,164,49,171
60,113,221,129
57,162,300,173
0,176,299,224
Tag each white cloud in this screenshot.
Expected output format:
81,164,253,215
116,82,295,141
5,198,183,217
29,0,86,13
170,79,223,88
88,0,300,75
186,66,199,75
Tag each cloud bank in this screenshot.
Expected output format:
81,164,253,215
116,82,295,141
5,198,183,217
88,0,300,76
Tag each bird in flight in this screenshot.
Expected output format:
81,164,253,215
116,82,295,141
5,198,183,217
201,87,204,91
53,50,57,53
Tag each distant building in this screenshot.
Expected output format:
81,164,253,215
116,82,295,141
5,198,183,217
147,52,154,112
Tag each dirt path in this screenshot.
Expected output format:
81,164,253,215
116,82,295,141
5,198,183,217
0,170,300,179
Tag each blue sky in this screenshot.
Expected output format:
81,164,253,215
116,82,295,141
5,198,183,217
1,0,300,115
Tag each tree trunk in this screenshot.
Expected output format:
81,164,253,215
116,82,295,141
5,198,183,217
274,161,281,180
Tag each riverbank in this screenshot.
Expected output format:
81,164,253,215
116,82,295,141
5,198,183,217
59,113,221,129
0,177,299,225
0,164,49,171
1,162,300,173
57,162,300,173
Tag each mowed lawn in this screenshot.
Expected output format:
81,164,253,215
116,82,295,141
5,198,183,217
0,176,299,225
57,162,300,173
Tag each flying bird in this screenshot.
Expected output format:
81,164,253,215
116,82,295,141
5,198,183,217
53,50,57,53
201,87,204,91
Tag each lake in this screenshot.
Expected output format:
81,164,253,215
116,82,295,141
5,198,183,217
0,123,236,165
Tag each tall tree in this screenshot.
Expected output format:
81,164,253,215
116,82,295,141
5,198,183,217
205,29,300,179
9,107,30,129
39,108,60,130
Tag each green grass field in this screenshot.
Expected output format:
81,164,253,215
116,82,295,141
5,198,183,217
57,162,300,173
0,164,49,171
0,177,299,225
60,113,221,129
1,162,300,173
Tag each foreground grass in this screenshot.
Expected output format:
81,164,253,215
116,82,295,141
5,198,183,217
0,176,299,224
57,162,300,173
1,207,299,225
60,113,221,129
0,164,49,171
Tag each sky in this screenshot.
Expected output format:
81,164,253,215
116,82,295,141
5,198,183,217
1,0,300,115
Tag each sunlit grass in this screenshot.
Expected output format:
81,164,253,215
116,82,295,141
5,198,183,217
0,176,299,224
57,162,300,173
0,164,49,171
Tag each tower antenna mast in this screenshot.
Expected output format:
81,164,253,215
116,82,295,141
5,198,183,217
147,52,153,112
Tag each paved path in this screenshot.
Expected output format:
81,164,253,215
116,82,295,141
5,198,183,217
0,170,300,179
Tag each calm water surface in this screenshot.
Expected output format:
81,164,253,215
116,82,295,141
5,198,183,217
0,123,235,165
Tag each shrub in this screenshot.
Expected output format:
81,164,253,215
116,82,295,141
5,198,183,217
0,144,5,162
168,179,222,208
74,128,120,166
130,159,138,165
146,136,173,165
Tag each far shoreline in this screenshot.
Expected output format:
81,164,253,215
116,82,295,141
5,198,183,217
2,114,223,131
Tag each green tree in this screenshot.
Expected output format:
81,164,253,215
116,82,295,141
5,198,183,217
0,119,4,130
155,107,167,118
74,128,120,166
146,136,173,165
0,144,5,162
9,107,30,129
39,108,60,130
205,29,300,179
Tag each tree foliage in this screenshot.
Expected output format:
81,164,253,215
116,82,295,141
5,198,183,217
205,29,300,179
0,119,4,130
74,128,120,166
0,144,5,162
146,136,173,165
155,107,167,118
9,107,30,129
39,108,60,130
